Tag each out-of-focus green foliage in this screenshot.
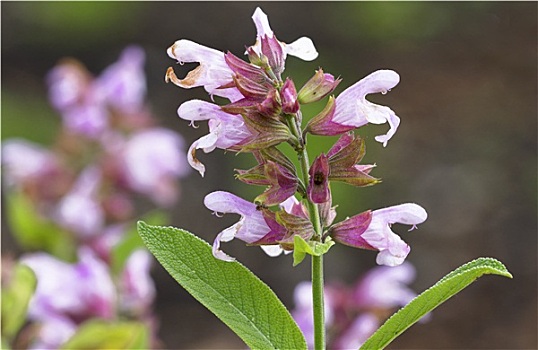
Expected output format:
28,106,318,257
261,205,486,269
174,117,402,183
60,320,149,350
6,190,76,261
1,264,37,341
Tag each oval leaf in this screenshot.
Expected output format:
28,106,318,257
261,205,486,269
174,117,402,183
1,264,36,340
137,221,306,350
61,320,148,349
361,257,512,350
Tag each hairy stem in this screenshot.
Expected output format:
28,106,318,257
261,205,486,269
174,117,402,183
286,114,325,350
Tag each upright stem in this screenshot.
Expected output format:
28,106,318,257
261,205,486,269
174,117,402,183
286,115,325,350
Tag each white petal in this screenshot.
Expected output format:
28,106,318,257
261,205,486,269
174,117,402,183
252,7,273,37
177,99,223,122
260,245,284,257
204,191,256,216
284,37,318,61
187,132,219,177
376,249,408,267
370,108,401,147
376,203,428,226
212,230,236,262
166,40,232,95
167,39,223,65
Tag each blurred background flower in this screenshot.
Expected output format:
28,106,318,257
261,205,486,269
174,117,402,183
2,2,536,349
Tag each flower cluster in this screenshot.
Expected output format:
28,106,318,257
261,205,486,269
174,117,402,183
2,46,188,349
167,7,426,266
292,262,425,348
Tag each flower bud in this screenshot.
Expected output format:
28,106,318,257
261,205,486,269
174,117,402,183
258,88,282,117
261,35,285,77
298,69,341,104
246,46,264,67
280,78,300,114
308,153,330,204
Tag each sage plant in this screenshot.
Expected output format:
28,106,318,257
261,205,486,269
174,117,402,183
137,7,512,350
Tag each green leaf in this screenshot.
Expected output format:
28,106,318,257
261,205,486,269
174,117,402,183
61,320,148,349
137,221,306,350
5,191,75,260
293,235,335,266
360,257,513,350
1,264,37,340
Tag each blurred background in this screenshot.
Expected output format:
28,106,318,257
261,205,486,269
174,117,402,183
2,2,536,349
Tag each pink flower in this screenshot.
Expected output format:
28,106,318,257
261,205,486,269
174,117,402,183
362,203,427,266
333,313,379,350
330,203,427,266
55,167,104,238
166,7,318,100
334,70,401,146
1,139,59,186
178,100,253,176
21,248,116,322
166,40,241,101
123,128,188,205
307,70,401,146
28,315,77,350
47,59,107,138
204,191,286,261
120,249,156,315
353,262,417,309
97,45,147,114
250,7,318,64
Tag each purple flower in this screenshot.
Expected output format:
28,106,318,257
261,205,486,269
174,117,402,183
120,249,156,315
353,262,417,309
250,7,318,64
28,315,77,350
178,100,253,176
362,203,427,266
21,248,116,323
122,128,188,205
332,313,379,350
306,70,401,146
204,191,286,261
166,7,317,100
55,167,104,238
1,139,59,186
47,60,108,138
97,45,147,114
166,40,241,101
330,204,426,266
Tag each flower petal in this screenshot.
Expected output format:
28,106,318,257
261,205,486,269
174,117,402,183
166,39,235,98
177,99,223,122
212,228,237,262
284,37,318,61
204,191,270,243
187,132,218,177
204,191,256,216
333,70,401,145
252,7,273,37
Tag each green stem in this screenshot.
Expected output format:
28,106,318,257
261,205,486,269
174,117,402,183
286,115,326,350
